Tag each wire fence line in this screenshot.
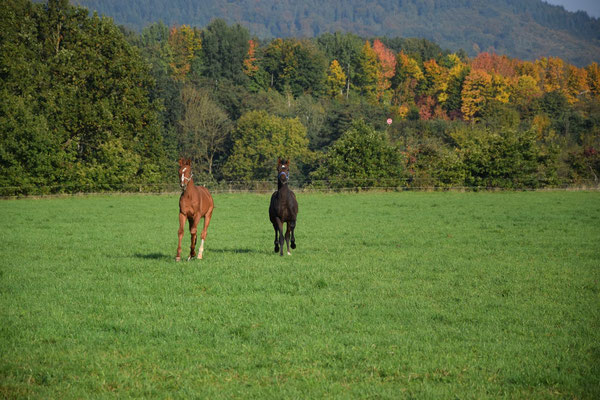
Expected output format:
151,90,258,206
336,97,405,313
1,179,599,198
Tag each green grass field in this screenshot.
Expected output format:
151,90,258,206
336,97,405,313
1,191,599,399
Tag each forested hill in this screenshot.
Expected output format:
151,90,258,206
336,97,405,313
70,0,600,66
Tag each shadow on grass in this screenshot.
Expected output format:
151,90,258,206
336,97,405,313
134,252,173,261
209,247,268,255
133,247,270,261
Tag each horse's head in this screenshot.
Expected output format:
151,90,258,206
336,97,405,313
178,158,193,190
277,158,290,185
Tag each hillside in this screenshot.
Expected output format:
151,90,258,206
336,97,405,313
70,0,600,66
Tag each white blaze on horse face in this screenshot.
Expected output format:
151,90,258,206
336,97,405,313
181,167,187,185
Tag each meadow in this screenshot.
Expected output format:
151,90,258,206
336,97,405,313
1,191,599,399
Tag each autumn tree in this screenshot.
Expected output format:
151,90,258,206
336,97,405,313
461,69,493,122
564,65,589,104
420,59,444,97
586,62,600,98
168,24,202,81
471,52,517,78
511,74,542,112
372,39,396,104
392,51,424,117
326,59,347,99
243,39,259,77
536,57,565,94
355,41,380,103
443,54,469,116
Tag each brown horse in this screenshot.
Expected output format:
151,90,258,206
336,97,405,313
269,158,298,256
176,158,214,261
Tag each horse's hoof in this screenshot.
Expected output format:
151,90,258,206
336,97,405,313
175,257,181,262
187,256,192,261
274,247,279,253
287,251,292,256
197,254,203,260
291,243,296,249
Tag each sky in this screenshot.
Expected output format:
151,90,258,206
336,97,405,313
543,0,600,18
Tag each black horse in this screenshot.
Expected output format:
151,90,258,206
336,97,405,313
269,158,298,256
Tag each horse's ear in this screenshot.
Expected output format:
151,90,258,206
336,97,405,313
186,158,191,165
178,158,184,167
277,157,282,165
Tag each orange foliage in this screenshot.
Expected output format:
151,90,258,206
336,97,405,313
471,52,518,78
372,39,396,80
372,39,396,103
168,25,202,81
243,39,259,77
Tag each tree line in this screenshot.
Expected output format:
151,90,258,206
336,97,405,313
73,0,600,66
1,0,599,195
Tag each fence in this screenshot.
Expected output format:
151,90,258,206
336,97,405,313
1,178,599,198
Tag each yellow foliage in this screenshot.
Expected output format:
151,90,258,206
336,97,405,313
326,59,347,98
586,62,600,98
168,25,202,81
565,65,589,104
461,69,492,121
398,104,410,119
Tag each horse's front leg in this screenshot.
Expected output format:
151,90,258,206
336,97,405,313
284,223,292,255
276,218,285,256
273,223,279,253
176,213,186,261
198,206,213,260
290,220,296,250
188,215,199,261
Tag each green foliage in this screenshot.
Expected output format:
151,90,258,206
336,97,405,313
261,38,327,97
450,126,556,188
199,19,250,85
222,110,310,182
3,2,600,194
566,146,600,184
404,139,466,188
134,22,183,161
382,37,448,65
1,0,167,195
355,41,379,102
311,120,405,188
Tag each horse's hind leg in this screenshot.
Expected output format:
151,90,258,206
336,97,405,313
198,206,213,260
